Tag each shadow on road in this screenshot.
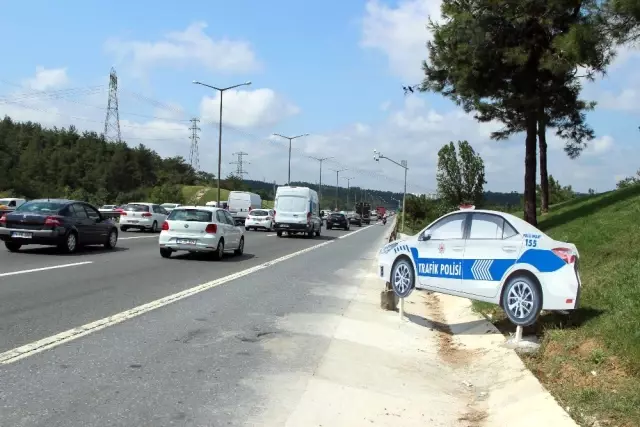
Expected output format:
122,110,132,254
171,252,257,262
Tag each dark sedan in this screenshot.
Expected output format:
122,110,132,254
348,213,363,227
326,212,350,230
0,199,119,253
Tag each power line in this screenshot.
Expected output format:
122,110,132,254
103,67,122,144
189,118,200,171
230,151,249,177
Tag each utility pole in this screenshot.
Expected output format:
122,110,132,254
188,118,201,171
272,133,309,184
373,149,408,232
273,180,276,199
193,79,252,211
342,177,354,208
309,156,332,209
330,168,348,211
230,151,249,177
104,67,122,143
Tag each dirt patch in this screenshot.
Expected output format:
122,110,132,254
421,292,475,366
458,407,488,427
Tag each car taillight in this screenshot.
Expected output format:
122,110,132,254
552,248,576,264
205,224,217,234
142,212,152,217
0,214,6,226
161,221,169,231
44,216,62,227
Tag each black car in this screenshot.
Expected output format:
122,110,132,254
349,213,363,227
0,199,119,253
326,212,350,230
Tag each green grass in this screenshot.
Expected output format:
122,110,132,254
472,184,640,426
181,185,208,204
262,200,274,209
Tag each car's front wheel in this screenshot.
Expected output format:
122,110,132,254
501,275,542,327
5,242,21,252
391,257,415,298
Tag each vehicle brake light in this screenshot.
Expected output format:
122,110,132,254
142,212,152,217
552,248,576,264
44,216,62,227
120,211,127,216
205,224,217,234
0,214,6,226
161,221,169,231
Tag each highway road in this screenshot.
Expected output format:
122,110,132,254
0,222,390,426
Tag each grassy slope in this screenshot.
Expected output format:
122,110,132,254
475,185,640,426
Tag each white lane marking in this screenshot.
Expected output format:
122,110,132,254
0,240,334,365
266,234,277,237
0,261,93,278
118,235,158,240
338,225,375,239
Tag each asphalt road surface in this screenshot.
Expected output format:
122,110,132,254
0,222,390,426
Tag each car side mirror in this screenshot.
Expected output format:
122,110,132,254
418,231,431,241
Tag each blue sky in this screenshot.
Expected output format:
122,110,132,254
1,0,639,194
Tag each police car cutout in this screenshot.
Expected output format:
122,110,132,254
378,205,581,326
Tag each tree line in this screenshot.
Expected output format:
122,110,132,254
410,0,639,225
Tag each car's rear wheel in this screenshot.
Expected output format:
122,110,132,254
501,275,542,327
5,242,21,252
59,231,78,254
150,221,158,233
277,231,283,237
104,229,118,249
160,248,172,258
213,239,224,260
234,237,244,255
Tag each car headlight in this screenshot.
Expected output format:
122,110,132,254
380,242,398,254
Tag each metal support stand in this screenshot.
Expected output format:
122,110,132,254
514,325,523,343
399,297,405,320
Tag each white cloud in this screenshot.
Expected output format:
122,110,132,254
104,22,261,75
361,0,440,82
21,66,69,91
199,88,299,129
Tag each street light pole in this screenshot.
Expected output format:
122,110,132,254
373,149,408,232
343,177,354,208
330,168,348,210
273,133,310,184
310,156,332,208
193,80,252,206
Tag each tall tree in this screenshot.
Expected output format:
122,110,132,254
421,0,612,225
436,141,486,208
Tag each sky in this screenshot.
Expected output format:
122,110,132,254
0,0,639,195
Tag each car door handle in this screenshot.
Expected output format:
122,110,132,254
502,246,517,252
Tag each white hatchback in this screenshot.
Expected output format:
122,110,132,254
119,202,168,232
158,206,244,259
244,209,274,231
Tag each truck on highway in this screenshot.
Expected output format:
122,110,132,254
355,202,371,224
376,206,386,218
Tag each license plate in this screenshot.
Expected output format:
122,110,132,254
176,239,196,245
129,220,139,223
11,231,32,238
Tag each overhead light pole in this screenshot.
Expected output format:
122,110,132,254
330,168,348,211
342,176,354,208
373,149,408,232
193,80,252,206
272,133,309,184
309,156,333,208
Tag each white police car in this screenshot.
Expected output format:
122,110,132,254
378,205,581,326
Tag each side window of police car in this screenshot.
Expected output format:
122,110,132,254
428,214,466,240
469,213,518,240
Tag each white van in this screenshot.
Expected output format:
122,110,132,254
273,186,322,238
227,191,262,224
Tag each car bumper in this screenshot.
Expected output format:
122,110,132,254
273,223,310,232
120,218,154,228
377,257,393,283
326,222,347,227
159,233,220,252
245,219,272,228
0,227,65,245
539,264,582,310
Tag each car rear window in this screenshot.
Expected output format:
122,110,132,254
15,201,66,214
330,213,344,218
276,196,307,212
250,210,268,216
121,204,149,212
168,209,213,222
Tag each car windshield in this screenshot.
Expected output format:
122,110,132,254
250,210,268,216
121,204,149,212
168,209,213,222
15,201,65,214
275,196,307,212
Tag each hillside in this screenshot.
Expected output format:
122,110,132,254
476,185,640,426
